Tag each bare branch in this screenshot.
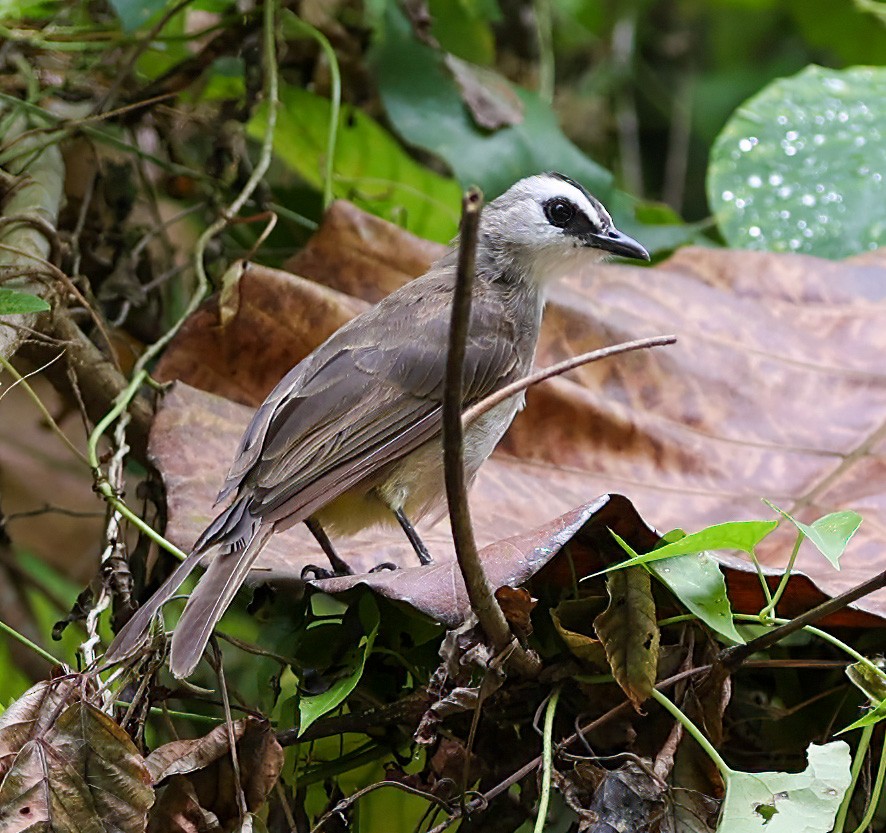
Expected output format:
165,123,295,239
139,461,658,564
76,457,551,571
443,187,540,678
463,334,677,426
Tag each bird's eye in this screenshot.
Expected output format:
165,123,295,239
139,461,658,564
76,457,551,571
544,198,576,228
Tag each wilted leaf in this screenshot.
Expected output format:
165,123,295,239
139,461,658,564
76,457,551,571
494,586,536,641
550,597,608,668
594,568,660,709
147,717,282,830
148,201,886,627
444,54,524,130
0,678,78,779
708,65,885,258
717,742,851,833
0,700,153,833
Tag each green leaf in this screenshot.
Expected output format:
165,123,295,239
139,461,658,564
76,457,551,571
248,84,462,243
605,520,778,572
0,0,58,18
108,0,169,31
650,553,745,644
764,500,862,569
717,742,851,832
708,65,886,259
0,288,49,315
298,595,379,735
840,698,886,733
372,4,612,202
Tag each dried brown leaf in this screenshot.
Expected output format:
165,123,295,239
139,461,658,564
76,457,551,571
594,567,660,710
149,201,886,625
494,586,536,640
0,700,153,833
148,776,221,833
146,717,282,830
0,678,78,779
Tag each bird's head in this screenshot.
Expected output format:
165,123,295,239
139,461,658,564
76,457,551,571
481,172,649,285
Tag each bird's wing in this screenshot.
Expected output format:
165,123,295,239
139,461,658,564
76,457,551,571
220,272,522,528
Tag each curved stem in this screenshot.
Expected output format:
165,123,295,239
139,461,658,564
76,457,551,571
650,688,731,779
533,686,562,833
0,617,60,666
833,724,873,833
285,15,340,208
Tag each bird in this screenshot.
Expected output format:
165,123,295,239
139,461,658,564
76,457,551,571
105,172,649,678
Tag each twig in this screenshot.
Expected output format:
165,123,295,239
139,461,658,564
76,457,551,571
425,665,710,833
213,640,249,821
719,567,886,672
462,335,677,426
310,780,453,832
0,351,87,464
442,187,539,678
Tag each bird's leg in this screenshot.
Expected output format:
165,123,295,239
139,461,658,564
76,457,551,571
303,517,353,578
393,507,433,566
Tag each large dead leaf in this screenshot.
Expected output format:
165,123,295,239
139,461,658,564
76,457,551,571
0,678,79,779
148,200,886,624
145,717,283,831
0,700,153,832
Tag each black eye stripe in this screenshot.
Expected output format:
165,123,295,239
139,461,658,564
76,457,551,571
544,198,576,228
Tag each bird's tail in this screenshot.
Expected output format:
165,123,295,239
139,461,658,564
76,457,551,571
168,523,275,677
104,497,263,670
103,545,208,666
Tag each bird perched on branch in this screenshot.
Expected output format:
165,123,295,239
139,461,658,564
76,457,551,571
106,172,649,677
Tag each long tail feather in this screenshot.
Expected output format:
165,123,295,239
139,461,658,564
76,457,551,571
168,524,275,678
103,548,207,664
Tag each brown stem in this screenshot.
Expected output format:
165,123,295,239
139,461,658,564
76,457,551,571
22,310,153,463
719,567,886,672
442,187,540,678
462,335,677,426
424,665,711,833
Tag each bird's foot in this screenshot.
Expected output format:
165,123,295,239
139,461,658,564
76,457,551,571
301,563,352,580
369,562,398,573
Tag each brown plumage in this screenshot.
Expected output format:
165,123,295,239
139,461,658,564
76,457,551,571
105,173,648,677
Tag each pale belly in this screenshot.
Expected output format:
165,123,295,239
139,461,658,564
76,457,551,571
313,395,524,535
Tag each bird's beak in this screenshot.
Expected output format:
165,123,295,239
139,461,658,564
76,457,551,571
587,228,650,261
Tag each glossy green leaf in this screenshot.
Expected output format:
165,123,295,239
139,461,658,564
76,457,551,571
372,4,612,201
0,288,49,315
650,553,745,644
718,742,851,832
708,65,886,258
297,595,379,735
765,500,862,569
249,84,462,243
605,520,778,573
